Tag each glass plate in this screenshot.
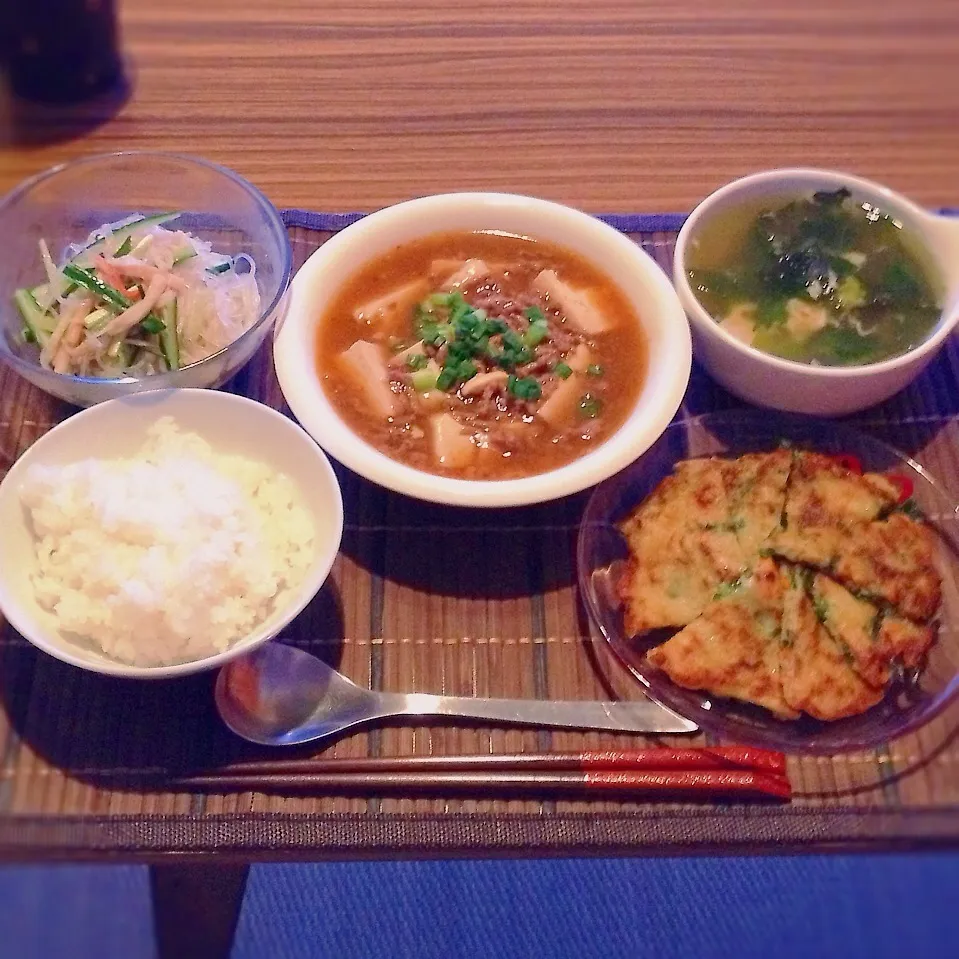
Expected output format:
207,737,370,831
577,410,959,753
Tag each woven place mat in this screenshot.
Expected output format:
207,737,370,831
2,212,959,861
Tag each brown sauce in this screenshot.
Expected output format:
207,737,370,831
316,230,647,480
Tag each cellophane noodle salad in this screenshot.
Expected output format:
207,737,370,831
13,212,260,378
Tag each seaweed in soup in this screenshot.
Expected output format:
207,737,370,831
688,189,941,366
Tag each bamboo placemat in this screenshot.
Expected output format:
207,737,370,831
1,212,959,861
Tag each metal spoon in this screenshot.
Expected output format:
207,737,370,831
214,642,698,746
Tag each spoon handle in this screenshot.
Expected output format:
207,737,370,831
384,692,697,734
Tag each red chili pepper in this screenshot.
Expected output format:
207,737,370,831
834,453,863,474
886,472,914,504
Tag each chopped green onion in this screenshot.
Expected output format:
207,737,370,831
436,359,478,392
429,292,455,307
406,353,428,371
497,329,532,368
586,363,604,377
554,361,573,379
140,316,166,334
524,305,545,323
523,319,549,348
579,393,602,418
21,326,37,345
417,318,452,347
411,368,439,392
507,375,542,401
448,292,471,322
113,235,133,257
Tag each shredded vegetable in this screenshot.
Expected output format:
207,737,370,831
13,213,260,378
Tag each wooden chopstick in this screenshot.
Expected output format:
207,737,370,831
166,768,791,801
210,746,786,777
156,747,790,801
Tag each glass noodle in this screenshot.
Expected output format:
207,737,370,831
14,213,260,378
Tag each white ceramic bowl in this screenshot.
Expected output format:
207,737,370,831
274,192,692,507
673,168,959,416
0,389,343,679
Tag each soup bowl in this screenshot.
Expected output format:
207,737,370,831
673,168,959,416
274,193,692,507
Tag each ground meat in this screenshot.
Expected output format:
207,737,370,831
389,268,592,436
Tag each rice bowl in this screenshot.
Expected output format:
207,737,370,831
0,389,343,679
22,419,315,667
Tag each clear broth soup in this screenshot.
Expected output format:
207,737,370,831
687,188,942,366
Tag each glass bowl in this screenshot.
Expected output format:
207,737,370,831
0,152,292,406
577,410,959,753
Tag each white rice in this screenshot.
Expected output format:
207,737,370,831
21,418,315,667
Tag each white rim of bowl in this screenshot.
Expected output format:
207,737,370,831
673,167,958,378
274,192,692,508
0,388,343,679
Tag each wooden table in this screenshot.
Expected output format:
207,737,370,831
2,0,958,212
2,3,959,957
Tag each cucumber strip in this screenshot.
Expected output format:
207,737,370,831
62,264,131,311
70,212,180,263
113,235,133,257
140,316,165,334
130,235,154,258
158,299,179,370
106,339,134,367
13,289,55,345
206,261,232,275
83,308,111,332
172,247,197,267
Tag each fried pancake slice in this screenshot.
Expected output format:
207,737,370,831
727,449,793,557
876,613,935,669
779,569,884,721
833,511,941,622
767,452,899,568
618,453,789,635
618,460,732,633
810,574,888,688
646,558,798,719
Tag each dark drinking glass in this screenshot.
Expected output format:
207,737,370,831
4,0,124,103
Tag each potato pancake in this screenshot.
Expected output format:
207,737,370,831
767,452,898,568
778,567,885,721
621,446,942,723
647,558,798,719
